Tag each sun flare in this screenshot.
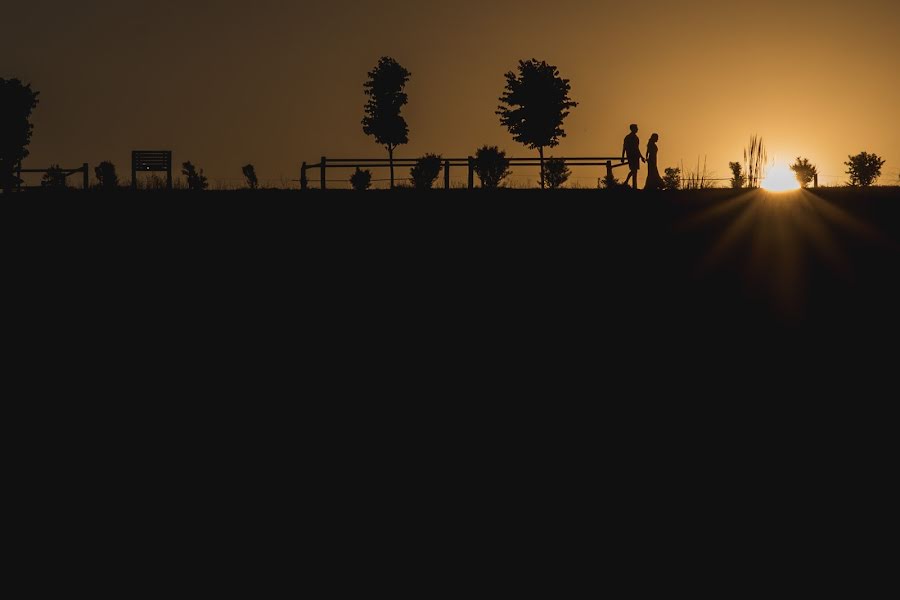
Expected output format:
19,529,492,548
762,164,801,192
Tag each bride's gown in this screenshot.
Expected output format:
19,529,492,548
644,142,664,190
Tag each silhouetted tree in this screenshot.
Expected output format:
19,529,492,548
845,152,885,187
242,164,258,190
350,167,372,191
94,161,118,190
182,161,209,191
410,154,442,190
41,165,66,190
0,78,40,193
474,146,512,189
497,59,578,189
362,57,411,190
729,162,746,189
790,157,818,188
544,158,570,189
663,167,681,191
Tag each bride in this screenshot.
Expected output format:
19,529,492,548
644,133,664,190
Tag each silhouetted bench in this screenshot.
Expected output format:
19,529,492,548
132,151,172,191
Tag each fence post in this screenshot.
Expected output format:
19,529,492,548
300,162,308,191
320,156,327,190
83,163,89,190
814,173,818,189
444,160,451,190
131,152,137,191
468,157,474,190
605,161,613,185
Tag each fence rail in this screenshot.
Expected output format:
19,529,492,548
15,162,89,190
303,156,631,189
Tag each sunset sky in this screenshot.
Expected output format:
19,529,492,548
6,0,899,188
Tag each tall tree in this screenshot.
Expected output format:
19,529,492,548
362,57,411,190
0,78,40,193
844,152,885,187
497,59,577,189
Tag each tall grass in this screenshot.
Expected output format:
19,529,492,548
743,135,767,188
680,157,718,189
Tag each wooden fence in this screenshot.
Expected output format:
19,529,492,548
15,163,89,190
302,156,632,189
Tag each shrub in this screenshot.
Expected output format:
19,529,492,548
544,158,570,189
350,167,372,191
474,146,512,189
663,167,681,191
845,152,885,187
600,173,621,189
182,161,209,191
94,161,118,190
729,162,746,189
41,165,66,189
242,164,258,190
790,157,817,188
409,154,442,190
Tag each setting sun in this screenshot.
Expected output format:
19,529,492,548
762,164,801,192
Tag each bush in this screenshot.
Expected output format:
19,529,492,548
544,158,570,189
729,162,746,189
600,173,621,189
242,164,258,190
410,154,442,190
350,167,372,191
845,152,885,187
790,157,817,188
474,145,512,189
663,167,681,191
182,161,208,191
41,165,66,189
94,161,118,190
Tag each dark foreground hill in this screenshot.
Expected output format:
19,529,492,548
5,186,900,368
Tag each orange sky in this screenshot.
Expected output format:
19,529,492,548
6,0,899,188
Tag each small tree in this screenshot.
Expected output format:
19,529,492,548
242,164,258,190
474,146,512,189
41,165,67,190
94,161,118,190
497,59,578,189
182,161,209,191
0,78,40,193
544,158,570,189
350,167,372,191
600,173,621,189
790,157,818,188
845,152,885,187
362,57,411,190
663,167,681,191
729,162,746,189
410,154,442,190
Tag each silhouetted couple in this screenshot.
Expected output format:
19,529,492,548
622,124,663,190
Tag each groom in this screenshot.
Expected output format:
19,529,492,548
622,124,645,189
